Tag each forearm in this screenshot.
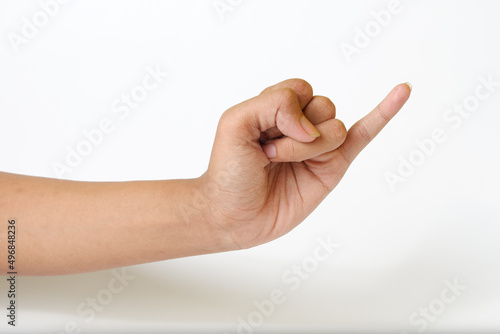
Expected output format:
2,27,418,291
0,172,222,276
0,80,410,276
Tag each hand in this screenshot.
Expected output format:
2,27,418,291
0,78,410,275
200,79,412,250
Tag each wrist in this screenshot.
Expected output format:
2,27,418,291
171,176,238,255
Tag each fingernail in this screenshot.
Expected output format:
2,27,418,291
262,143,276,159
404,82,412,91
300,115,321,138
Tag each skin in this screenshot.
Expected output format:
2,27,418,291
0,79,411,276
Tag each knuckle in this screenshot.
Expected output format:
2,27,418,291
274,88,300,123
219,108,234,127
290,78,313,97
218,106,245,132
260,78,311,96
375,105,391,123
316,96,336,118
333,119,347,140
287,139,297,159
324,119,347,146
277,87,297,104
260,85,273,96
356,121,372,143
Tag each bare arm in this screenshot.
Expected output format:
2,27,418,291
0,79,411,276
0,173,221,275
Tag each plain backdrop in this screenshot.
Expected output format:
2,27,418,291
0,0,499,333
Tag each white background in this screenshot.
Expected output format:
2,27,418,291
1,0,499,333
